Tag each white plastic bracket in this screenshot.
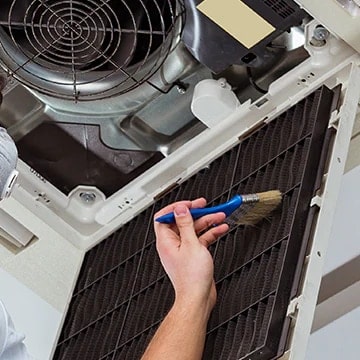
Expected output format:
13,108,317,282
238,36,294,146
328,110,340,130
310,195,323,208
287,296,303,319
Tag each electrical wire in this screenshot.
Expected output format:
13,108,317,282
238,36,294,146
246,67,268,94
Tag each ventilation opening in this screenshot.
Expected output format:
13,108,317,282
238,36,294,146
0,0,182,100
241,53,257,64
263,0,296,19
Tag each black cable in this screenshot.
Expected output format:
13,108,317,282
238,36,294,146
0,74,7,107
147,80,187,94
246,67,268,94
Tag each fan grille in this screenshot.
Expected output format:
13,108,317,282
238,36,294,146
0,0,182,101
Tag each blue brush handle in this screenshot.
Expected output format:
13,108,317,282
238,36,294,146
155,195,243,224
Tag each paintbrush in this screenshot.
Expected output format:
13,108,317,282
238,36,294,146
155,190,282,225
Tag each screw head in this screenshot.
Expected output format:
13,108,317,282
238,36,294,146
176,84,187,95
313,26,330,41
80,192,96,203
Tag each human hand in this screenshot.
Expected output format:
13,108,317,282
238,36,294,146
154,198,229,314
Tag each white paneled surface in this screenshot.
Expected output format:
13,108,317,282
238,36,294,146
322,165,360,274
0,197,84,312
306,307,360,360
0,268,62,360
306,164,360,358
346,132,360,172
345,109,360,172
0,197,84,359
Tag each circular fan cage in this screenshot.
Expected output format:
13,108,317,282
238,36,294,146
0,0,184,101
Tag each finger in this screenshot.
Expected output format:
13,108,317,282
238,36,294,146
199,223,229,248
154,200,192,242
155,229,179,256
154,197,206,219
154,226,180,254
154,198,207,245
194,212,227,234
154,214,180,248
173,204,197,243
154,200,192,220
190,197,207,209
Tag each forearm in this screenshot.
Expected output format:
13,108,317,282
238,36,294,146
146,201,226,360
141,298,212,360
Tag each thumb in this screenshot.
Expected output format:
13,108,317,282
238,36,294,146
174,204,197,243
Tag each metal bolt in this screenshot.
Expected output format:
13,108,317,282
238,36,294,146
313,26,330,41
176,84,187,95
218,78,227,88
80,192,96,203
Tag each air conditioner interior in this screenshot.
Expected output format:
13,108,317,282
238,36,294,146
2,1,358,360
0,0,308,197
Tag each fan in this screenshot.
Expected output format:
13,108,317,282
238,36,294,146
0,0,182,101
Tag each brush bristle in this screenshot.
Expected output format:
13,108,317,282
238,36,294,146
234,190,282,226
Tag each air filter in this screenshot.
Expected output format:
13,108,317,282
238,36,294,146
54,85,336,359
0,0,182,101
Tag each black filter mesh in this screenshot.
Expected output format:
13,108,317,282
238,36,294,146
55,86,335,360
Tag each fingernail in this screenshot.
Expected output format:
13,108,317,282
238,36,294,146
174,204,188,216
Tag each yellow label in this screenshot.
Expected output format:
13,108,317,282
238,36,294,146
197,0,275,48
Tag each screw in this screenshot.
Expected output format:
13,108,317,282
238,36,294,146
313,26,330,42
176,84,187,95
218,78,228,88
80,192,96,203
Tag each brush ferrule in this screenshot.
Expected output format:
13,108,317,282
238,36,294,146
241,194,259,204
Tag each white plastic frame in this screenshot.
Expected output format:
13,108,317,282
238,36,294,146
280,62,360,360
2,21,356,252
